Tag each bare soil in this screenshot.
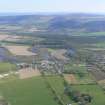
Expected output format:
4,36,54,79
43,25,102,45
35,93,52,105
98,79,105,84
64,74,77,84
19,67,41,79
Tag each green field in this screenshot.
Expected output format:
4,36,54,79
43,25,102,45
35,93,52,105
0,62,17,73
92,42,105,48
72,84,105,105
72,32,105,36
0,77,59,105
46,76,72,104
63,62,105,105
48,48,56,53
74,73,96,84
64,63,88,74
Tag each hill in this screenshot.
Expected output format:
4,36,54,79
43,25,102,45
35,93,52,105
0,13,105,33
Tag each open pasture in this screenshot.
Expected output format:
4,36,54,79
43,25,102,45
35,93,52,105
72,84,105,105
64,73,95,85
0,62,17,74
0,77,59,105
46,76,72,104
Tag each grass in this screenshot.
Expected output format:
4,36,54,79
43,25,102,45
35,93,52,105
64,73,96,85
0,77,58,105
72,84,105,105
64,63,96,84
92,42,105,48
0,74,18,84
0,62,17,73
63,62,105,105
74,73,96,84
72,32,105,36
48,48,56,53
64,63,88,74
46,75,73,105
90,32,105,36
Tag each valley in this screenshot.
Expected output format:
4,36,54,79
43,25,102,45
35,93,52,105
0,14,104,105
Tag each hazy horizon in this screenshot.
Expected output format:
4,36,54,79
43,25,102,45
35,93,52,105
0,12,105,17
0,0,105,14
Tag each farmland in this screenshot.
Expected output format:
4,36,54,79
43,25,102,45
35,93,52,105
0,14,104,105
72,85,105,105
45,76,72,104
64,62,105,105
0,77,59,105
19,67,41,79
51,49,69,61
5,45,36,56
0,62,17,73
0,36,104,105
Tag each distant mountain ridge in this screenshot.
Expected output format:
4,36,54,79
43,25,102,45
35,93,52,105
0,13,105,33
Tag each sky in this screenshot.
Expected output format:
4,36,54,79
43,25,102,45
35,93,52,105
0,0,105,13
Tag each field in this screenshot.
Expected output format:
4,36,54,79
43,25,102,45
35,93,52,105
0,13,105,105
0,34,9,41
51,49,69,61
64,73,95,84
64,74,77,84
0,34,24,42
64,63,88,74
63,62,105,105
4,45,36,56
46,76,72,104
73,32,105,36
19,67,41,79
92,42,105,48
0,74,104,105
0,77,59,105
72,84,105,105
0,62,17,74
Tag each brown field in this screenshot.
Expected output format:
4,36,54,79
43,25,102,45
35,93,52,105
0,34,9,41
4,45,36,56
64,74,77,84
51,49,69,61
19,67,41,79
5,35,23,41
0,34,32,42
98,79,105,84
0,34,23,41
